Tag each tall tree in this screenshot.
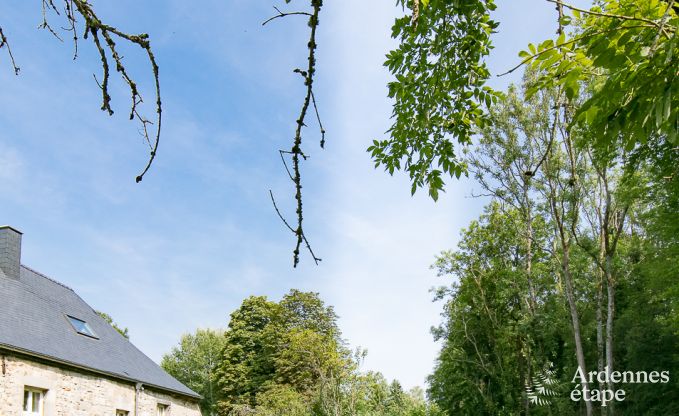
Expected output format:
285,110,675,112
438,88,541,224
215,290,348,415
161,329,227,416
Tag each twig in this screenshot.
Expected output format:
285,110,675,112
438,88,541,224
270,190,297,234
63,0,79,59
262,6,312,26
279,150,295,181
310,90,326,148
650,0,675,54
498,25,654,77
39,0,63,41
0,27,20,75
545,0,668,29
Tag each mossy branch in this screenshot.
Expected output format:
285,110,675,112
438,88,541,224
0,27,20,75
2,0,162,183
264,1,325,268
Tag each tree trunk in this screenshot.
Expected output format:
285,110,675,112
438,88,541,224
597,276,604,391
524,181,537,315
562,244,593,416
605,255,615,415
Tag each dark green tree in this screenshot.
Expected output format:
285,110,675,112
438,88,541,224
215,290,347,415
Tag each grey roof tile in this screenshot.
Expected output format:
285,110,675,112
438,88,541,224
0,265,200,399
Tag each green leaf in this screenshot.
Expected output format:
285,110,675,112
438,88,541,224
557,32,566,46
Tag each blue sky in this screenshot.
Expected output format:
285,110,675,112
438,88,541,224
0,0,589,389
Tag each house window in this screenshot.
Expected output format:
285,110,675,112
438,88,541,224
23,388,44,416
157,404,169,416
116,411,129,416
66,315,98,338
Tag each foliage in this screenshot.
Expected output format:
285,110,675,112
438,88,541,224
95,310,129,339
161,329,227,416
370,0,501,200
523,0,678,150
314,369,443,416
215,290,349,414
374,0,678,201
183,289,443,415
429,78,679,415
429,204,576,416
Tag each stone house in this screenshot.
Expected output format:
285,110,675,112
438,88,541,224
0,226,202,416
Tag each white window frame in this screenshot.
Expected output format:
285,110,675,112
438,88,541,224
23,388,45,416
157,403,169,416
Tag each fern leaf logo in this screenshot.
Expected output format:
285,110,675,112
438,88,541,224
526,362,558,406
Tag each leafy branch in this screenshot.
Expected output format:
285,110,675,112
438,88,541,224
498,24,654,77
265,1,325,268
546,0,670,30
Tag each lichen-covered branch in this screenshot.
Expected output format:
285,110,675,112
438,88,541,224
0,27,20,75
2,0,162,183
264,1,325,268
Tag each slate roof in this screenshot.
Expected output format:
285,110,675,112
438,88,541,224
0,265,200,400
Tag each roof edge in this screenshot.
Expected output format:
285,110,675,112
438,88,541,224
0,225,23,234
0,343,201,401
20,265,74,291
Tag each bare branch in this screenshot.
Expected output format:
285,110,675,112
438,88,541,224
33,0,162,183
267,1,325,267
262,6,312,26
279,150,295,182
0,27,20,75
310,90,326,148
39,0,63,41
269,190,297,234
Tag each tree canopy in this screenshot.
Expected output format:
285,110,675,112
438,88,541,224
162,290,441,416
428,74,679,415
375,0,678,201
162,329,226,416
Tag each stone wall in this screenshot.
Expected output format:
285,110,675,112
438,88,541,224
0,354,201,416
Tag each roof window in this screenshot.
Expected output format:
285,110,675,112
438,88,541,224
66,315,98,339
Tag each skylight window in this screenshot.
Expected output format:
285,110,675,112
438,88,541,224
66,315,98,339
